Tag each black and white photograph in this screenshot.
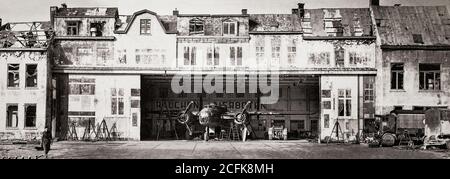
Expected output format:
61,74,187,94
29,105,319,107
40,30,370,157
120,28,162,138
1,0,450,167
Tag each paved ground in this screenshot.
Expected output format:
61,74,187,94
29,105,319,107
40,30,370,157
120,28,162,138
1,140,449,159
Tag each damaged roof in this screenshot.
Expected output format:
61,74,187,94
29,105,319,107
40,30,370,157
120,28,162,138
249,14,302,34
372,6,450,46
54,7,118,17
303,8,373,37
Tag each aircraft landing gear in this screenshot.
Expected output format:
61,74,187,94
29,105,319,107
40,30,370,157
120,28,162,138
204,127,209,141
242,126,248,142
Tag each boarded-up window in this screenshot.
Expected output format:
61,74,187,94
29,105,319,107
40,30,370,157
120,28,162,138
391,63,404,90
131,100,140,108
7,64,20,88
6,104,18,128
111,88,124,115
419,64,441,90
25,104,36,127
131,89,140,96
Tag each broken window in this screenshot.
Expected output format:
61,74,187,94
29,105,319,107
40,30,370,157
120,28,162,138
66,21,80,36
335,47,345,67
90,22,104,37
391,63,404,90
223,20,237,36
7,64,20,88
140,19,151,35
419,64,441,90
111,88,124,115
338,89,351,117
229,46,242,66
6,104,18,128
25,64,38,88
25,104,36,128
308,52,330,65
189,18,204,35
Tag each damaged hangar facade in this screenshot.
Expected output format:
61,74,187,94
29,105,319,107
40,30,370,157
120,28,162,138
0,1,449,141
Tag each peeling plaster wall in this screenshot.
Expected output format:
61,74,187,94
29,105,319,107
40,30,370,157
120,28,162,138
248,35,376,70
54,17,116,37
115,13,177,68
55,41,115,66
376,50,450,115
177,16,249,36
66,74,141,140
0,51,48,140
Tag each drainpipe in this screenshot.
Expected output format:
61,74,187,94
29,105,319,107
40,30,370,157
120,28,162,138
356,74,360,144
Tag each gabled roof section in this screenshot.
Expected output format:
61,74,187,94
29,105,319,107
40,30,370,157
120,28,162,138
54,7,118,18
303,8,374,38
249,14,302,34
114,9,177,34
372,6,450,46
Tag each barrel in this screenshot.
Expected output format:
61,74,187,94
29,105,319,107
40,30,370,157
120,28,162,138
381,133,396,147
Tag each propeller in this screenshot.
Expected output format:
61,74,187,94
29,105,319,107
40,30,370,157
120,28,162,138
234,101,252,125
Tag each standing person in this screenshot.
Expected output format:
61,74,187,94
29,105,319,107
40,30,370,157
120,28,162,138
41,128,52,158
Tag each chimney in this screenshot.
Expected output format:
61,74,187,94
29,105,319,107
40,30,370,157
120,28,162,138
173,8,179,16
241,9,248,15
394,4,401,6
61,3,67,9
0,18,2,27
298,3,305,18
292,8,299,15
50,6,58,29
370,0,380,6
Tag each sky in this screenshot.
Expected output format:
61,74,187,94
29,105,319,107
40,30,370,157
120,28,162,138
0,0,449,22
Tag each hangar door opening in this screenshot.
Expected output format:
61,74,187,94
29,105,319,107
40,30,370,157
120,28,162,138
140,74,319,140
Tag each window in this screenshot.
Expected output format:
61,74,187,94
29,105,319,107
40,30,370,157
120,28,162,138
25,64,38,88
207,47,219,66
256,46,264,65
117,49,127,64
140,19,151,35
7,64,20,88
322,90,332,110
90,22,104,37
324,114,330,128
391,63,404,90
96,48,109,65
308,52,330,65
6,104,18,128
223,20,237,35
69,78,95,95
364,83,374,102
189,18,204,35
394,106,403,110
111,88,124,115
25,104,36,128
183,47,197,65
419,64,441,90
413,34,423,44
335,47,344,67
229,47,242,66
271,37,281,65
66,21,80,36
338,89,351,117
288,46,297,64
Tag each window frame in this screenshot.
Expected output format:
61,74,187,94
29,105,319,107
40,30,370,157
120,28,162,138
111,88,125,116
24,104,37,128
183,46,197,66
25,64,38,88
6,104,19,129
255,46,265,65
419,63,441,91
390,63,404,90
66,21,80,36
140,19,152,35
364,83,374,102
338,89,352,117
189,18,204,35
7,63,20,88
223,20,238,36
229,46,242,66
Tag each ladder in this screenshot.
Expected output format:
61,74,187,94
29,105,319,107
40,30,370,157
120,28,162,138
229,124,240,141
